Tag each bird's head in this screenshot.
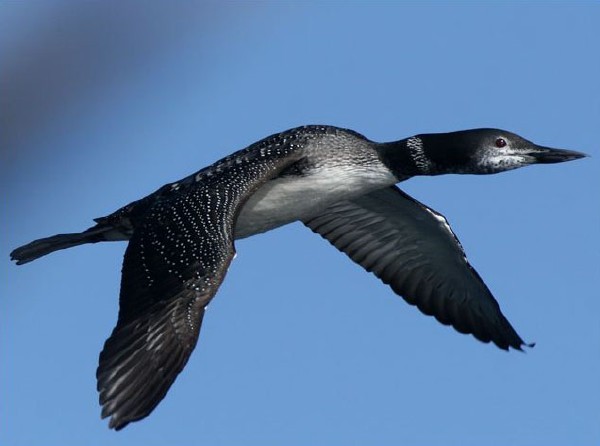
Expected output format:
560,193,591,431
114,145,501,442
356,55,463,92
379,128,587,178
419,128,586,175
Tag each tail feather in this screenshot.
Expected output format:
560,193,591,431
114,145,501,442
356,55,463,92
11,226,126,265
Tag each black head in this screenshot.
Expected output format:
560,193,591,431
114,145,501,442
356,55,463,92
420,128,587,175
378,128,587,178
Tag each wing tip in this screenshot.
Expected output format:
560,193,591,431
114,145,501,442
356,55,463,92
513,341,536,352
101,408,134,431
492,335,535,352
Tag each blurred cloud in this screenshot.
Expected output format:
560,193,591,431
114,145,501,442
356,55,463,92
0,2,237,168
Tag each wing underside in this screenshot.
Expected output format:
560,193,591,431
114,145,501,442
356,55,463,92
304,185,529,350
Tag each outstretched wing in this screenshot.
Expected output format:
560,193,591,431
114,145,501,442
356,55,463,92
96,189,236,430
304,186,530,351
97,138,306,430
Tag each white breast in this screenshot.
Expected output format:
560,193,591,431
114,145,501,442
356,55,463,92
234,164,397,239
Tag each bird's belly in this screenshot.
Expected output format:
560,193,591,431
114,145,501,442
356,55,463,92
234,167,397,239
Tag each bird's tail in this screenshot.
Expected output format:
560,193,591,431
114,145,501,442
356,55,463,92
10,225,128,265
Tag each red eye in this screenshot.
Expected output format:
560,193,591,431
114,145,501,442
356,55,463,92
495,138,507,148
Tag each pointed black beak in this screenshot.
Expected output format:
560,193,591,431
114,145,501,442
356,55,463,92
528,146,588,164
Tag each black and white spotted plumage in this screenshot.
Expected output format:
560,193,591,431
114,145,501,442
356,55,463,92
10,125,585,430
95,127,313,429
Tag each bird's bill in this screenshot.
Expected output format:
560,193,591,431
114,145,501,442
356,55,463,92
528,146,588,164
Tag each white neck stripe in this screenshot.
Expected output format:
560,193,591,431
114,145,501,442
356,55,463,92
407,137,432,173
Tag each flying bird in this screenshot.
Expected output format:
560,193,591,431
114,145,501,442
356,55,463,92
10,125,585,430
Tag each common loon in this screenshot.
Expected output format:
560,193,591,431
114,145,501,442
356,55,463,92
10,125,585,430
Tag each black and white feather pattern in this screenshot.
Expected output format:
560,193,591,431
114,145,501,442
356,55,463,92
96,127,315,430
11,125,573,430
304,186,530,351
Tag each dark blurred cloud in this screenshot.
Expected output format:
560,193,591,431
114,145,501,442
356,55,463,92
0,2,233,167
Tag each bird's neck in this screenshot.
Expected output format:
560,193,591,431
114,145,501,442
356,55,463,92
377,136,438,178
378,132,478,178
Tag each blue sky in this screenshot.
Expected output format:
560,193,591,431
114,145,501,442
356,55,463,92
1,3,598,445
